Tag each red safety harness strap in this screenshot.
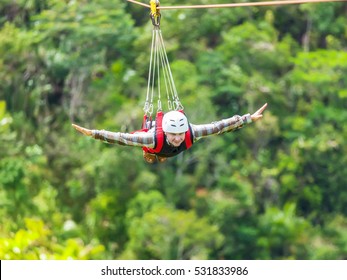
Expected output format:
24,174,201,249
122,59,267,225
178,110,192,149
142,111,164,154
185,127,193,149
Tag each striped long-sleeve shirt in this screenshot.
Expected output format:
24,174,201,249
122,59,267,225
92,113,252,148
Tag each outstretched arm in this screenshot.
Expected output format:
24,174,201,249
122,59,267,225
72,124,155,148
191,103,267,140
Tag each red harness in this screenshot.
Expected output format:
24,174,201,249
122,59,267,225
139,111,192,155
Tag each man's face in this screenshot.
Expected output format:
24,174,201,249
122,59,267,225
165,132,185,147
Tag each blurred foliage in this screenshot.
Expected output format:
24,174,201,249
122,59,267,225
0,0,347,260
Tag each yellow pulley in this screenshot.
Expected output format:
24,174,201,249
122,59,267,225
149,0,160,26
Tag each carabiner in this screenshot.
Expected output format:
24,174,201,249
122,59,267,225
157,99,162,112
150,13,161,27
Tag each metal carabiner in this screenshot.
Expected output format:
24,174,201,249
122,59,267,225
157,99,162,112
174,100,184,111
149,103,154,115
150,13,161,27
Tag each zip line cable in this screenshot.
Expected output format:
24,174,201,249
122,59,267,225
127,0,346,10
127,0,150,8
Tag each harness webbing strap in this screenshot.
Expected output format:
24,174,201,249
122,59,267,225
153,111,164,153
185,127,193,149
179,109,193,149
142,111,164,154
142,114,153,130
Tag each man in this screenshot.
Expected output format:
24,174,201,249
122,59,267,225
72,103,267,163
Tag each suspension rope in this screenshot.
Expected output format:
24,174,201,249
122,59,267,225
157,29,183,111
128,0,346,10
144,28,156,115
157,32,173,110
143,0,183,115
144,26,183,115
154,28,162,111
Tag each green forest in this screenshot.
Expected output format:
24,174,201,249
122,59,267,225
0,0,347,260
